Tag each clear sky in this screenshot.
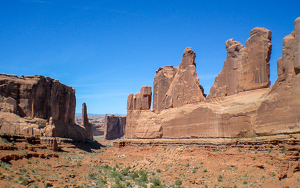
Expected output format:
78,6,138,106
1,0,299,115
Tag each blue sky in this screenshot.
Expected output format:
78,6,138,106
1,0,299,115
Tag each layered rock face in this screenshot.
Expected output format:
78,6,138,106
127,86,152,111
104,114,126,140
125,17,300,139
82,103,93,140
160,47,205,110
255,17,300,135
0,74,92,140
208,28,272,98
0,74,75,124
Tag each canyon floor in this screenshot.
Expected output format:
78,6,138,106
0,135,300,188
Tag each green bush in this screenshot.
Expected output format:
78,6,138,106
131,171,139,180
151,177,161,186
88,172,96,180
174,179,182,186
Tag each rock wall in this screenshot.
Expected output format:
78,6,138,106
127,86,152,111
0,74,92,140
208,27,272,98
153,65,178,112
159,47,205,111
0,74,75,124
125,17,300,139
104,114,126,140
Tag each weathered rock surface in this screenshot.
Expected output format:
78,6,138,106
104,114,126,140
40,137,58,151
208,28,272,98
82,103,93,140
162,47,205,110
126,18,300,139
0,74,75,124
153,65,178,112
0,74,92,140
127,86,152,111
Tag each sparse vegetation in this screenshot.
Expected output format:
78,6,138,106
174,179,182,186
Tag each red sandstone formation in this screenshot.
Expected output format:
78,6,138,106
153,65,178,112
0,74,92,140
125,17,300,139
40,137,58,151
104,114,126,140
82,103,93,140
158,47,205,112
208,27,272,98
127,86,152,111
0,74,75,124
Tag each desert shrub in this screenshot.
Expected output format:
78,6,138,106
98,177,107,185
218,175,223,182
238,148,242,152
151,177,161,186
122,166,130,176
174,179,182,186
281,146,286,154
138,170,148,182
156,169,161,173
131,171,139,180
103,164,111,170
203,169,208,173
88,172,96,180
243,181,248,184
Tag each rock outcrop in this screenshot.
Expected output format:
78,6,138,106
104,114,126,140
82,103,93,140
161,47,205,110
40,137,58,151
153,65,178,112
0,74,75,124
208,27,272,98
0,74,92,140
127,86,152,111
125,17,300,140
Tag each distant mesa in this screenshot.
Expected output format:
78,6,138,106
126,17,300,140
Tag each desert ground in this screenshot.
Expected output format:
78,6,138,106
1,135,299,188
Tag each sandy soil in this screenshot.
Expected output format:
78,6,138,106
0,136,299,188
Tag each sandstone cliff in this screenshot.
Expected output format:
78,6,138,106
208,27,272,98
154,47,205,112
104,114,126,140
0,74,92,140
125,17,300,139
